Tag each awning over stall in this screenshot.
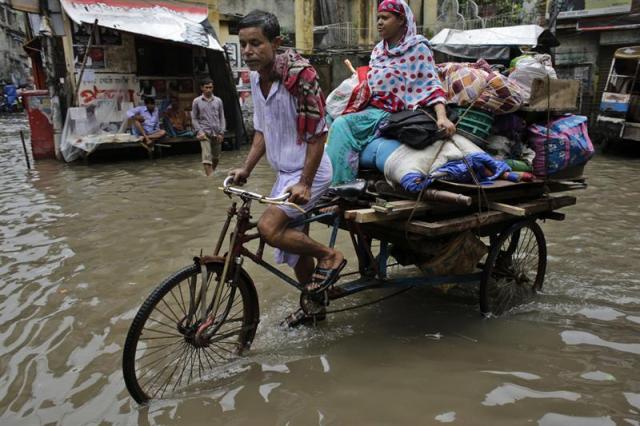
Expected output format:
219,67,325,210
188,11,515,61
430,25,559,60
60,0,223,51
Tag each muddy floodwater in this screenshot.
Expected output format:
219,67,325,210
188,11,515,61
1,115,639,425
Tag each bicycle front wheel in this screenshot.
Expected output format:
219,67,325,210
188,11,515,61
122,260,259,404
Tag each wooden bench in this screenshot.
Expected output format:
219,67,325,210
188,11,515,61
83,132,236,162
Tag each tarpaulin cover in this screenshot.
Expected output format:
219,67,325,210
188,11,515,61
60,99,138,162
430,25,558,60
60,0,222,51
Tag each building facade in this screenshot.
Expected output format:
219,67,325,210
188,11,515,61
0,0,30,85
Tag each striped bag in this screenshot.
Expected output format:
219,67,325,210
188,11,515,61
528,115,594,176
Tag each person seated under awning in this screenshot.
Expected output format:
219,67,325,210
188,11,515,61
163,96,194,137
127,96,166,146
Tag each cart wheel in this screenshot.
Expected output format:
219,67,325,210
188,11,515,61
480,220,547,316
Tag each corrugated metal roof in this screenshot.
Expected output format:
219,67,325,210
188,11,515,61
60,0,222,51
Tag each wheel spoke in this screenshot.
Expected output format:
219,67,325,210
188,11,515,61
146,316,179,332
142,327,183,338
169,288,187,317
154,343,192,399
136,340,183,361
140,342,188,388
161,298,183,324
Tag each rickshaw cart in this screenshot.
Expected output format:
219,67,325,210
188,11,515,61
121,78,587,404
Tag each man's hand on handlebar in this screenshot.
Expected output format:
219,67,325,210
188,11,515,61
228,168,249,185
287,182,311,205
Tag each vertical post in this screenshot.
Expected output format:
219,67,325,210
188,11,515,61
206,0,221,39
295,0,315,54
60,9,77,106
39,0,64,159
423,0,439,37
546,0,564,64
75,19,98,103
19,131,32,169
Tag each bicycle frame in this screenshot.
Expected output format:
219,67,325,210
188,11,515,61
213,196,344,293
202,178,484,319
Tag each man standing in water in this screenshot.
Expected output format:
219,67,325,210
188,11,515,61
192,79,226,176
229,10,346,297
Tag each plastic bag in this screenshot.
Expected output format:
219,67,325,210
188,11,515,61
325,66,370,119
508,54,557,102
326,74,359,119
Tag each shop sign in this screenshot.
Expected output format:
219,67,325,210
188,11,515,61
551,0,632,19
8,0,40,13
78,73,138,105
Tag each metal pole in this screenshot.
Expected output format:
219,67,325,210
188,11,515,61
19,131,31,169
74,19,98,104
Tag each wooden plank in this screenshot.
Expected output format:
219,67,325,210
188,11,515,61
372,200,431,214
487,201,526,216
346,201,433,223
405,196,576,237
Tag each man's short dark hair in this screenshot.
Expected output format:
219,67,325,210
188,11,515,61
200,78,213,87
143,96,155,104
238,10,280,41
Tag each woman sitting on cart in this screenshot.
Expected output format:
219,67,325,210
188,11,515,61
326,0,456,184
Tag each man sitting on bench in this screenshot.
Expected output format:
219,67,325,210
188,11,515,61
127,96,166,146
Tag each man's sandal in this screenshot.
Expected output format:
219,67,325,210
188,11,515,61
304,259,347,294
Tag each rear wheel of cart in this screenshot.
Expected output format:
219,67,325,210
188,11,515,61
480,220,547,316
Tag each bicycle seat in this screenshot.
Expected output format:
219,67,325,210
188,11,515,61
328,179,367,199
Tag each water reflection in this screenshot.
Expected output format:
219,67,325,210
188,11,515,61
580,371,616,381
1,114,640,424
259,382,281,402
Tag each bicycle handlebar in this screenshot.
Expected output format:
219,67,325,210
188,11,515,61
221,176,305,213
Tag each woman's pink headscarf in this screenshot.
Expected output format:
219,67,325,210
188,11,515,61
378,0,405,16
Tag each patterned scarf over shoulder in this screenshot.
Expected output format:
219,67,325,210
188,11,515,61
274,49,326,144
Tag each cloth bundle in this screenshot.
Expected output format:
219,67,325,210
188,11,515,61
437,59,524,114
383,134,484,192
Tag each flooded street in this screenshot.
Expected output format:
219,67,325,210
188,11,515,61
1,114,639,425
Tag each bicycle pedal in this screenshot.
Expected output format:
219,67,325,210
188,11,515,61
282,308,326,328
300,293,328,316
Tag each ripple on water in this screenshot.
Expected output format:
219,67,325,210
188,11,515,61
537,413,616,426
561,330,640,355
482,383,581,406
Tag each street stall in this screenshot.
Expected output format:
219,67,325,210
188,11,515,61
58,0,244,162
430,24,560,62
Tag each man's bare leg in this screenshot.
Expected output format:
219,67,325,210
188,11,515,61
258,206,344,282
203,163,213,176
147,129,166,142
294,255,315,286
294,224,314,285
211,158,219,173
